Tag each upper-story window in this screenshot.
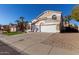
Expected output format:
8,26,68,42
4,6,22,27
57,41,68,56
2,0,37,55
52,15,57,20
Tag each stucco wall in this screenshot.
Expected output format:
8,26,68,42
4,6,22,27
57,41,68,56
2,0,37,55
10,27,16,32
31,10,62,33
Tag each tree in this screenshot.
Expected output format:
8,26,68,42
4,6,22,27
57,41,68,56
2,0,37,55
64,16,72,22
63,15,72,25
71,6,79,21
16,16,28,32
74,24,78,28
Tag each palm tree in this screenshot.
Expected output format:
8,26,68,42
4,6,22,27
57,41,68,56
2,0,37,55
16,16,28,32
24,21,28,30
63,15,72,27
68,15,72,22
74,24,78,29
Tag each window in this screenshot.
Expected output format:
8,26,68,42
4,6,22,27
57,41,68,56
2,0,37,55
52,15,57,20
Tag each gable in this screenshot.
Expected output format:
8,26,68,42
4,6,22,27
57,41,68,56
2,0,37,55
32,10,62,25
39,10,61,19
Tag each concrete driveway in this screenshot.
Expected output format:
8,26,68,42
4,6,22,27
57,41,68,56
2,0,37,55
0,32,52,55
0,34,21,55
1,32,79,55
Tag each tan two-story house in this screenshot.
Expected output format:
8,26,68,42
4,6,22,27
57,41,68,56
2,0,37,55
31,10,62,33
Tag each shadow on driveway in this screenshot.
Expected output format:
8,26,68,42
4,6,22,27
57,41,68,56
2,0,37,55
0,41,21,55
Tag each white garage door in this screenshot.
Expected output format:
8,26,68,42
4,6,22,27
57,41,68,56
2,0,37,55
41,25,57,33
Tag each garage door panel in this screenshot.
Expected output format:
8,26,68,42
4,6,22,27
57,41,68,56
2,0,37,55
41,25,57,32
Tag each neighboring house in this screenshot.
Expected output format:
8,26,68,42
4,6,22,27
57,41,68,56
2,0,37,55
2,25,9,32
31,10,62,33
0,25,4,30
9,24,17,32
2,24,17,32
9,26,16,32
78,26,79,31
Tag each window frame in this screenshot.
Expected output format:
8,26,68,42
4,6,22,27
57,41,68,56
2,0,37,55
52,15,57,20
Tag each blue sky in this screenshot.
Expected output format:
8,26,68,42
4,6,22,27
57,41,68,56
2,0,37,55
0,4,77,25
